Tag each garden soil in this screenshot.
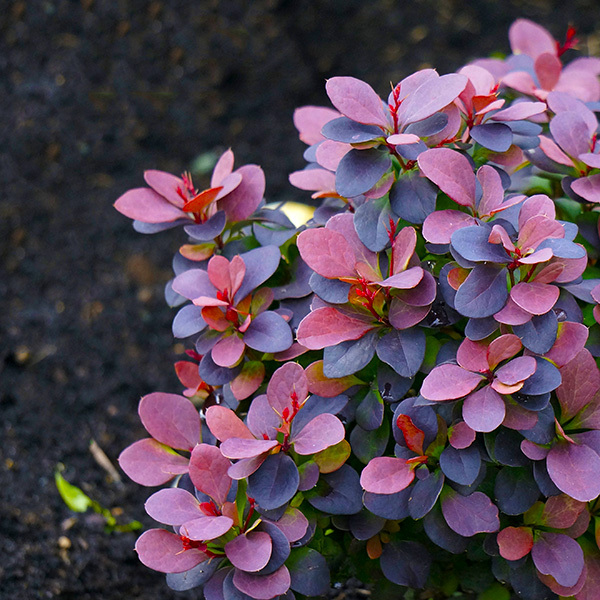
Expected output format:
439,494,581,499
2,1,600,598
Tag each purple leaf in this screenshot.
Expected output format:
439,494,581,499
118,438,189,486
335,148,391,198
417,148,476,207
235,246,281,302
244,311,292,353
225,531,273,572
408,470,444,519
145,488,201,525
247,453,299,510
541,494,587,529
172,304,206,338
454,265,509,318
293,414,345,455
307,464,363,515
380,541,431,588
297,307,373,350
287,548,330,597
325,76,389,128
423,505,469,554
557,349,600,420
439,444,481,485
139,392,200,451
267,362,308,416
180,515,234,541
363,488,411,520
494,467,540,516
322,330,378,377
495,356,537,385
512,311,558,354
397,73,467,127
519,357,561,396
531,532,584,588
135,529,207,573
297,227,357,279
360,456,415,494
184,210,227,241
172,269,216,301
204,568,229,600
550,111,593,158
389,171,437,224
463,386,506,433
218,164,265,221
321,116,383,143
166,558,221,592
350,422,390,464
421,363,483,401
232,565,291,600
441,489,499,537
349,509,386,540
376,328,426,378
353,194,396,252
470,123,513,152
188,443,233,506
451,225,511,263
547,442,600,502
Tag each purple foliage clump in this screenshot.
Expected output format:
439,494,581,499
113,18,600,600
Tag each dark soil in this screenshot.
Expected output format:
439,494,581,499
2,1,600,598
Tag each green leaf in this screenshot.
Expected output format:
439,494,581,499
55,471,92,513
477,582,510,600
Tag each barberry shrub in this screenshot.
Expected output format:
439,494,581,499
116,19,600,600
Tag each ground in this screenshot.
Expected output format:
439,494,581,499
2,1,600,597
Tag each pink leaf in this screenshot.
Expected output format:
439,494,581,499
518,194,556,229
421,364,484,401
293,414,345,455
508,19,557,60
267,362,308,415
541,494,587,529
531,532,585,588
497,526,534,561
476,165,504,216
211,334,245,368
378,267,423,289
218,165,265,221
490,101,546,122
188,444,232,506
269,507,309,543
211,149,235,187
360,457,415,494
550,111,594,158
145,488,201,525
547,442,600,502
225,531,273,572
518,216,564,252
135,529,207,573
535,52,562,90
139,392,200,451
538,135,575,167
230,361,265,401
494,299,532,326
296,307,374,350
232,565,291,600
118,439,189,486
392,226,417,273
456,338,488,372
289,168,336,192
293,106,340,145
449,421,476,449
144,170,186,207
463,386,506,433
114,188,184,223
180,515,234,541
205,406,253,442
246,394,279,440
220,437,278,460
510,282,559,315
325,76,389,128
417,148,476,207
441,490,499,537
572,174,600,203
422,210,478,244
544,322,589,368
315,139,352,170
297,227,357,279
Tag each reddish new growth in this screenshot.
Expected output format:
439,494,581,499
279,389,305,451
556,25,579,57
388,83,402,134
179,536,221,558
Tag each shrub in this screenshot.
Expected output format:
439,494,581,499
115,18,600,600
